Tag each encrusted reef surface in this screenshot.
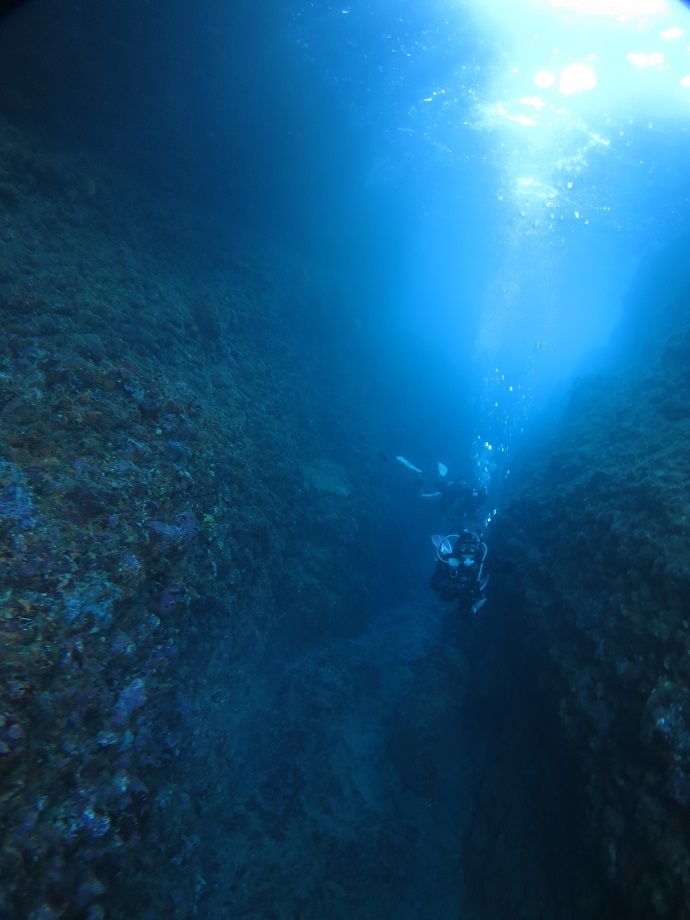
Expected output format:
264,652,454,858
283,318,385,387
492,325,690,919
0,115,389,918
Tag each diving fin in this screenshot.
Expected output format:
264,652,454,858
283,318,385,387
396,456,423,475
432,534,455,554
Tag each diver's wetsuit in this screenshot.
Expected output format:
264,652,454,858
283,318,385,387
438,480,486,521
429,530,487,615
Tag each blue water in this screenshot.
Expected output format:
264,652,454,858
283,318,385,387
1,0,690,917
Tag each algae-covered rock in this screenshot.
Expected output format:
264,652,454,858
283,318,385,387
303,458,351,498
491,321,690,919
0,113,388,918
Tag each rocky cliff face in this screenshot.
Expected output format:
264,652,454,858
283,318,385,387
0,115,391,918
492,323,690,918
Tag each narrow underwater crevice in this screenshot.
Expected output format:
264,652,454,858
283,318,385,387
443,592,627,920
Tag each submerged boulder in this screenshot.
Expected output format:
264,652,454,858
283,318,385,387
302,458,351,498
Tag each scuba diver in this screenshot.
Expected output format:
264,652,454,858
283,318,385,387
394,457,489,614
429,529,489,616
396,456,487,524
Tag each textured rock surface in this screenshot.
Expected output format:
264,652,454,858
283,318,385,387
492,325,690,918
0,114,390,917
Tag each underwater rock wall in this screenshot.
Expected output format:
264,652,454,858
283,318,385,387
493,325,690,919
0,116,389,918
